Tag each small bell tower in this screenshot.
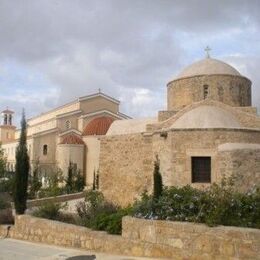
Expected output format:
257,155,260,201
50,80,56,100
0,108,16,143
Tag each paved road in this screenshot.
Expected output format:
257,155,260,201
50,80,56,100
0,238,154,260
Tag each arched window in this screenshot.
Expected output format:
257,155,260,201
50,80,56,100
65,120,71,130
203,85,209,99
43,145,48,155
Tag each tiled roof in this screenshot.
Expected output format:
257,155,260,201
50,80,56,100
60,133,85,145
83,116,114,136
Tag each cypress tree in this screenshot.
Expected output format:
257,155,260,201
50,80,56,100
66,161,73,193
93,169,96,190
13,110,30,214
153,155,163,200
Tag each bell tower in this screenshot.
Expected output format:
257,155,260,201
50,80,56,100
0,108,16,144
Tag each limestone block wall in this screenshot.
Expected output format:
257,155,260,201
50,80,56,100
99,133,154,207
99,128,260,207
1,215,259,259
122,216,260,259
167,75,251,110
217,147,260,191
154,129,260,189
1,215,175,258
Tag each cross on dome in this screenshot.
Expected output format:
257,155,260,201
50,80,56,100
204,46,211,58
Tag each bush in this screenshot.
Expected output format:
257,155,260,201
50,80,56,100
133,179,260,229
65,163,85,194
75,190,131,234
0,197,10,210
0,208,14,224
33,201,65,220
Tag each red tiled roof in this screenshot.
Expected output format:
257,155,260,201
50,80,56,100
60,133,85,145
83,116,114,136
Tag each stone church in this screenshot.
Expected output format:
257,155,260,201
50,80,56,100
1,55,260,206
99,56,260,206
0,92,130,188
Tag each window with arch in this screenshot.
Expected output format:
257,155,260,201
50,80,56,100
43,144,48,155
65,120,71,130
203,84,209,99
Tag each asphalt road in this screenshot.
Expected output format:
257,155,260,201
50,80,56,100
0,238,154,260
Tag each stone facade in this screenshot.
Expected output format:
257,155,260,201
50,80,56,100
99,133,154,206
99,58,260,207
0,92,130,187
167,74,251,110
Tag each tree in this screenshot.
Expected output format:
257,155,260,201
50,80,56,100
29,158,42,199
0,143,6,178
13,110,30,214
65,162,73,193
153,155,163,200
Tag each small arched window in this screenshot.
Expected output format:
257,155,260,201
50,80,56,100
65,120,71,130
43,145,48,155
203,85,209,99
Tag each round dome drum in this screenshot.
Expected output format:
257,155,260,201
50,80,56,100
167,58,251,110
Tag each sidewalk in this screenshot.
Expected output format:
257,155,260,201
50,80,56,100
0,238,155,260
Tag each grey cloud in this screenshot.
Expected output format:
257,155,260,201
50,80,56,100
0,0,260,119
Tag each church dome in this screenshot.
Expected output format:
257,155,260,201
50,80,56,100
83,116,114,136
174,58,241,81
171,105,241,129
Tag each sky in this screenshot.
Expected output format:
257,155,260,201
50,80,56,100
0,0,260,125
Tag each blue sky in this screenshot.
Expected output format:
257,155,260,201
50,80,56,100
0,0,260,125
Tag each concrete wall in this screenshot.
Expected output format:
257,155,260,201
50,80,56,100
80,96,119,115
99,133,154,207
167,75,251,110
56,144,85,177
83,136,100,187
122,216,260,259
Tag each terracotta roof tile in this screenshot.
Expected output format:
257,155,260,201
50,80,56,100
83,116,114,136
60,133,85,145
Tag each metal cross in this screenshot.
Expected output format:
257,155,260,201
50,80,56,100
205,46,211,58
98,88,101,93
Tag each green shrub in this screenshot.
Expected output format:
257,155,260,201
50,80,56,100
75,190,131,234
0,208,14,224
90,207,133,234
65,163,85,194
33,201,65,220
0,197,10,210
133,180,260,229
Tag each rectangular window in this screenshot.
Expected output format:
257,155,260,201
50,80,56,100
192,157,211,183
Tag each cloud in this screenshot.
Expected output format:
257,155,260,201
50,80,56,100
0,0,259,121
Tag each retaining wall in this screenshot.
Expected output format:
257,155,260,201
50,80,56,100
1,215,259,259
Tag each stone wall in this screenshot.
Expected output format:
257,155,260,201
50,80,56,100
217,147,260,191
1,215,176,258
154,129,260,189
1,215,259,259
26,192,85,213
99,128,260,207
99,133,154,207
122,216,260,259
167,74,251,110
